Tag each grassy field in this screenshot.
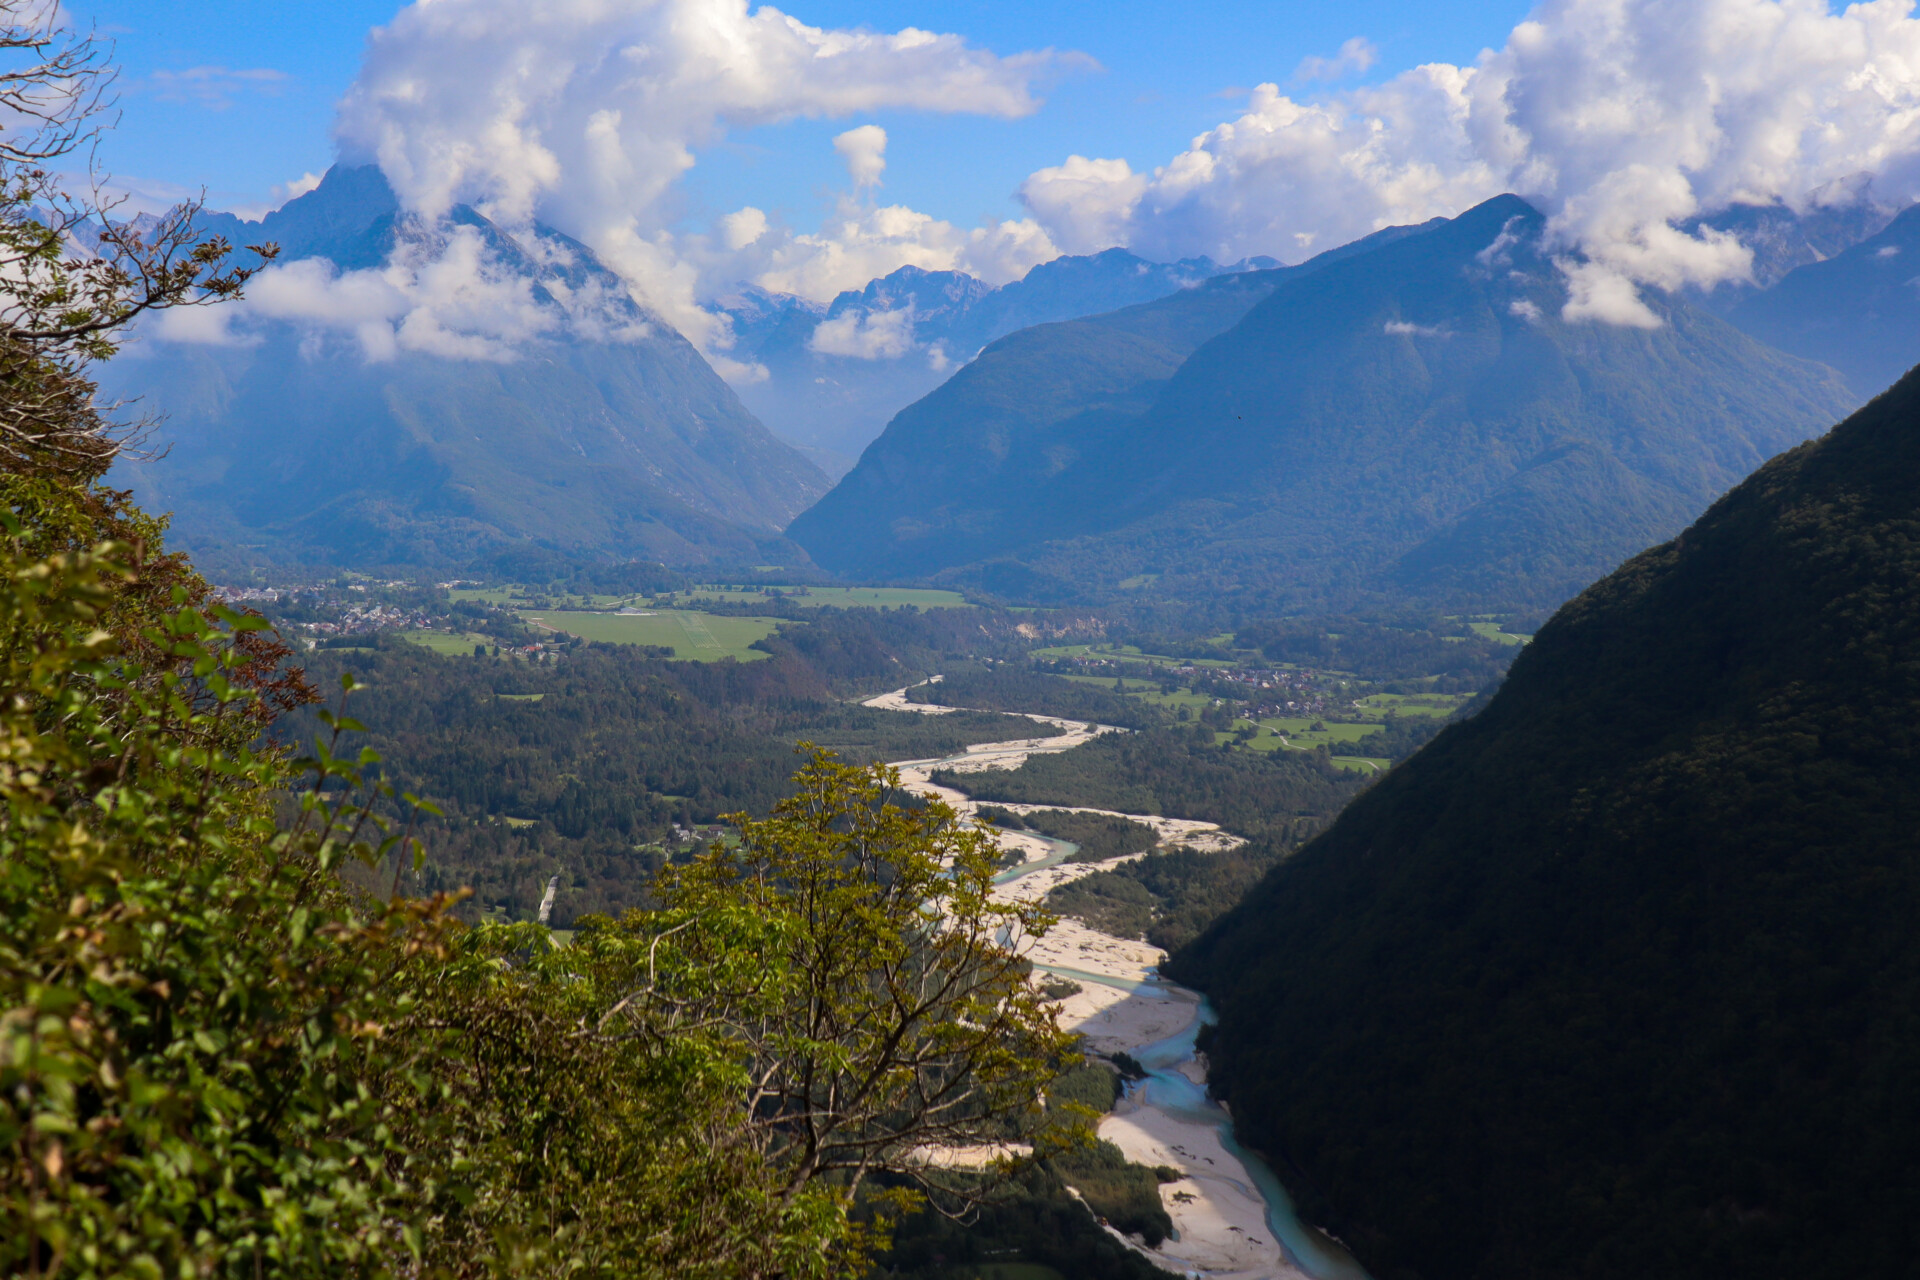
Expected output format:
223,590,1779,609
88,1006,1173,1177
1468,620,1531,646
451,586,646,610
1232,724,1390,773
1028,641,1238,669
446,587,523,605
400,629,501,656
519,610,781,661
681,585,972,609
1053,672,1214,713
1357,691,1475,718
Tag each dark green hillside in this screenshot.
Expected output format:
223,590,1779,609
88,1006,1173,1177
794,196,1854,614
1728,201,1920,400
788,222,1437,580
1170,369,1920,1279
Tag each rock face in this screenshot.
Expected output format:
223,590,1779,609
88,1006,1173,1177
107,166,826,572
789,196,1856,613
1171,366,1920,1280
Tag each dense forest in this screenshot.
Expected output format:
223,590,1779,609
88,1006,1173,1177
291,613,1056,925
907,661,1168,728
934,727,1366,951
1231,617,1516,691
933,725,1361,840
978,807,1162,863
1173,369,1920,1280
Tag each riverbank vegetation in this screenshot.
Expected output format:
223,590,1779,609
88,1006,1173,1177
978,807,1162,863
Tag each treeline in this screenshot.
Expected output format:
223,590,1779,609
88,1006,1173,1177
980,807,1162,863
884,1062,1178,1275
1331,715,1447,760
1048,839,1289,952
292,612,1053,925
935,725,1362,840
936,727,1364,951
909,661,1168,729
1233,616,1516,690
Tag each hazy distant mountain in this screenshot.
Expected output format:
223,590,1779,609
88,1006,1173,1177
791,196,1855,613
1172,364,1920,1280
106,166,826,572
1725,201,1920,399
1685,190,1894,303
718,250,1276,473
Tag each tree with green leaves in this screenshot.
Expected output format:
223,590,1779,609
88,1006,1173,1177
646,750,1076,1204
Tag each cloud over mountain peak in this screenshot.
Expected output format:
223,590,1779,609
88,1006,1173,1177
1022,0,1920,318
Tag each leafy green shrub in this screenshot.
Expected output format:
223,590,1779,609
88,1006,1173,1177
1051,1141,1173,1246
1019,809,1159,863
1048,1063,1123,1116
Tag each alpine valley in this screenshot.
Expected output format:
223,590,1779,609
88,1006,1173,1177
27,8,1920,1278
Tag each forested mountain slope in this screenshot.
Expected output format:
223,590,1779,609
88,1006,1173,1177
106,166,826,571
793,196,1854,613
1170,368,1920,1280
787,220,1438,593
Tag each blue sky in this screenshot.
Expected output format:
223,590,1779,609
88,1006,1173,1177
77,0,1534,227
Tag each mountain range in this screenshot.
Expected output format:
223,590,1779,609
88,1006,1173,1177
1171,362,1920,1280
106,166,1277,572
790,196,1858,614
716,250,1275,474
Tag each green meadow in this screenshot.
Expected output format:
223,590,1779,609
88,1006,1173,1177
400,629,501,656
1468,620,1531,645
680,584,972,609
519,609,781,661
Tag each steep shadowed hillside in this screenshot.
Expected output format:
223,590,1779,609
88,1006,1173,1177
1170,370,1920,1280
106,166,826,571
792,197,1854,613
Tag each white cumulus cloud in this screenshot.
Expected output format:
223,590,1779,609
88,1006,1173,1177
834,124,890,190
807,306,916,359
334,0,1071,346
720,198,1059,303
1018,0,1920,323
153,223,642,362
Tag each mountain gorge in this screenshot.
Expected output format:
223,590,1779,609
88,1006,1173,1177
792,196,1858,613
106,166,828,573
1171,368,1920,1280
